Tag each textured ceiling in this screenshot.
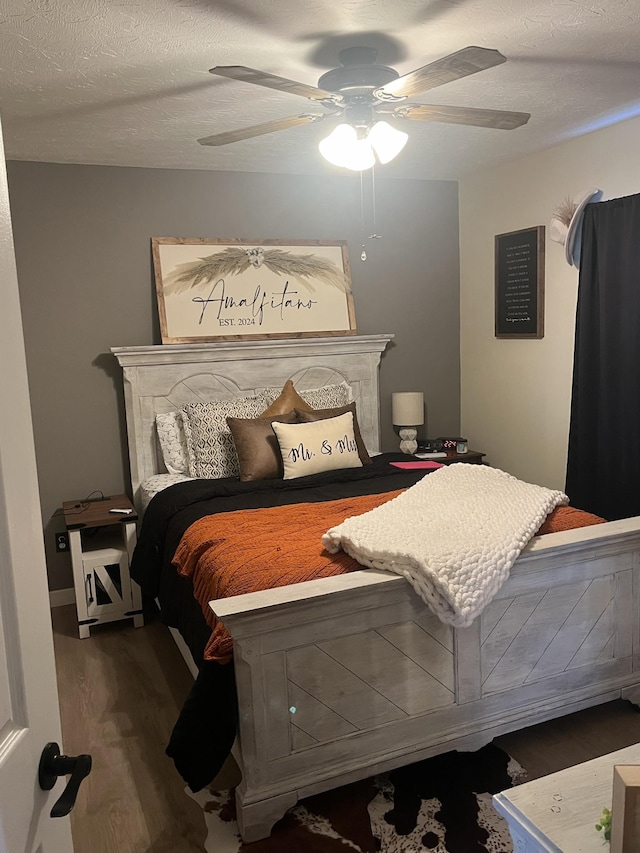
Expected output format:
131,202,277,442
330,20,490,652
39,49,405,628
1,0,639,180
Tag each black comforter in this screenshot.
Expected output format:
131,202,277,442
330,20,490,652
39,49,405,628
131,453,432,790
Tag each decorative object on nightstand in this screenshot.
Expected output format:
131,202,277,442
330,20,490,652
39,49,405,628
437,436,468,453
610,764,640,852
392,391,424,455
63,494,143,639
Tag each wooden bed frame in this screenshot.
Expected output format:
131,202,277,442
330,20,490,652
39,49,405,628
112,337,640,843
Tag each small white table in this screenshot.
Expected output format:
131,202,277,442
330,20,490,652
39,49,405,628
493,743,640,852
64,494,143,638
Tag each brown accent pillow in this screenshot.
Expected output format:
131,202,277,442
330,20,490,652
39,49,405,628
226,411,297,482
261,379,313,416
294,402,372,465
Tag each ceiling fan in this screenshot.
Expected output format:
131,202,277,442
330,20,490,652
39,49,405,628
198,45,530,167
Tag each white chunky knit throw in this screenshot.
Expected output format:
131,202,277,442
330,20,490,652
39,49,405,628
322,464,568,627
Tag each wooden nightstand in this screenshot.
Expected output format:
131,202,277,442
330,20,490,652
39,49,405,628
63,494,143,638
439,449,485,465
416,450,486,465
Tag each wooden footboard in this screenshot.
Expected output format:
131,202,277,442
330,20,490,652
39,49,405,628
211,517,640,842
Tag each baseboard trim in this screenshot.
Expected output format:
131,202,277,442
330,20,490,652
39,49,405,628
50,587,75,608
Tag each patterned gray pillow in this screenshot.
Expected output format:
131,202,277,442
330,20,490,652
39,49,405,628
278,382,352,409
297,381,352,409
156,411,189,475
261,381,352,413
181,394,272,479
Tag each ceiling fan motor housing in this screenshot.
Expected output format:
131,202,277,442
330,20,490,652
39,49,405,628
318,46,399,101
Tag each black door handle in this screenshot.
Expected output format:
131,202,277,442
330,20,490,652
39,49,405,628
38,742,92,817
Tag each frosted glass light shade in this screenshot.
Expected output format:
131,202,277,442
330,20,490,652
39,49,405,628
368,121,408,164
319,120,408,170
318,124,375,171
392,392,425,426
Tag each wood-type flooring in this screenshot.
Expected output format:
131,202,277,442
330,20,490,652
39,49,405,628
52,603,640,852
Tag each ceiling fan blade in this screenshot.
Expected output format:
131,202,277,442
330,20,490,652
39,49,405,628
376,46,507,100
391,103,530,130
210,66,343,104
198,113,328,146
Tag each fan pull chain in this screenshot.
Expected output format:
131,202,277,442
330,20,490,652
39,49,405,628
360,171,367,261
359,167,382,262
369,165,381,241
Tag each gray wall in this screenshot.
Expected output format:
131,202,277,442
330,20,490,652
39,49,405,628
6,161,460,590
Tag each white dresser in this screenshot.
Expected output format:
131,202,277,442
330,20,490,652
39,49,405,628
493,743,640,852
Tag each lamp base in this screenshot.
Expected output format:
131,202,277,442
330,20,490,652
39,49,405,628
398,427,417,455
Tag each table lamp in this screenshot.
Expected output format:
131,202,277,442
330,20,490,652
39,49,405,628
392,392,424,455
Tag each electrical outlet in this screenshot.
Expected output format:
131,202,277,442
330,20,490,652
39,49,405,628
55,531,69,553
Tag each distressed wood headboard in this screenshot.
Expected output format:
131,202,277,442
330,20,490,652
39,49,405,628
111,335,393,510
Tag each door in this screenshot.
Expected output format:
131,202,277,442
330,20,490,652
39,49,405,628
0,119,75,850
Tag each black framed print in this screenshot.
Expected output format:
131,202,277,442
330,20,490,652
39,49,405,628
495,226,545,339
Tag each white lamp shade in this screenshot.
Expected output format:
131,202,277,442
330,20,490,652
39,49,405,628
392,392,424,426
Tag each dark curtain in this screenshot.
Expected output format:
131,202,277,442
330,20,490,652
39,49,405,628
566,193,640,520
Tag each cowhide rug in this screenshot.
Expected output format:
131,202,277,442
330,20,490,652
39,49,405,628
188,743,526,852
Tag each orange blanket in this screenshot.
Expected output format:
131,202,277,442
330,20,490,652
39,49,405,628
537,505,605,534
172,490,404,663
172,494,605,664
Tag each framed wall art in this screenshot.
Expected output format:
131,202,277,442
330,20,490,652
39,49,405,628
152,237,356,343
495,226,545,339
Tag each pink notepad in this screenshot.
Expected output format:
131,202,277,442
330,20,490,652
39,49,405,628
390,461,444,470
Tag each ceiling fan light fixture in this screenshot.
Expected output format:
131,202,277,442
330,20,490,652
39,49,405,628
205,48,528,154
367,120,408,164
318,123,376,171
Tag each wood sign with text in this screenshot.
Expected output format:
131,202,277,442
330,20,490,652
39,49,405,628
152,237,356,343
